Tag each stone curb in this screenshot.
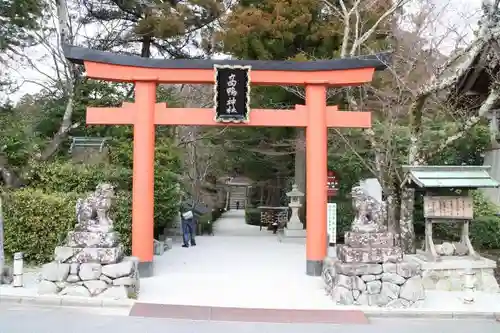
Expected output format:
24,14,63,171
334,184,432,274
1,294,498,320
0,294,135,309
364,309,498,319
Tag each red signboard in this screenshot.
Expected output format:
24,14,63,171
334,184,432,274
327,170,338,197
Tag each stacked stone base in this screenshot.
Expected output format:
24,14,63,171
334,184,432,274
410,253,500,293
38,230,139,299
39,257,139,299
323,260,425,308
323,230,425,308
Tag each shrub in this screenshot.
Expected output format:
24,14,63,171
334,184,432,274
2,189,77,264
2,189,133,264
152,170,180,236
469,216,500,249
197,213,213,235
112,191,133,254
336,199,355,243
27,161,133,192
471,190,499,216
245,208,261,226
211,207,224,221
26,161,179,238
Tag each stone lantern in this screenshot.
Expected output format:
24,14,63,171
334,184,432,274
284,184,306,238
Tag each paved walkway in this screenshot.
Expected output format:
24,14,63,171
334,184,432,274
1,304,499,333
210,210,276,237
139,210,335,309
138,210,500,314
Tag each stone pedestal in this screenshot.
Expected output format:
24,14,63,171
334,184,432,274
323,230,425,308
284,215,306,238
54,245,124,264
409,251,500,293
40,231,139,299
336,232,403,263
284,228,306,238
322,185,426,307
323,258,425,307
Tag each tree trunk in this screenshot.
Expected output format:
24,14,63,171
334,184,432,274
399,187,416,254
259,186,264,205
265,187,272,206
294,128,306,222
386,190,398,233
141,35,152,58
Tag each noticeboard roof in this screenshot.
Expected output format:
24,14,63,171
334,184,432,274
69,136,109,153
401,165,500,189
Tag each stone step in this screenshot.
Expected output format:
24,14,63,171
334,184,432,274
336,245,403,264
54,245,124,264
66,231,119,248
344,231,396,248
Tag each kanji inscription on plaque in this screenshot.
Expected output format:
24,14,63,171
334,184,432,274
423,196,473,219
214,64,251,123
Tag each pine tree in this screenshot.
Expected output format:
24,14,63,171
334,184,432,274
81,0,224,58
0,0,44,50
219,0,342,61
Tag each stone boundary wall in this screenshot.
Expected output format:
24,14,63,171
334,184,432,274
323,258,425,308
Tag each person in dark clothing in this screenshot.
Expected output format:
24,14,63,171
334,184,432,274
180,207,196,248
236,201,240,210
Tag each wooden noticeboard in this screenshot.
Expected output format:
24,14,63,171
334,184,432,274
423,196,473,220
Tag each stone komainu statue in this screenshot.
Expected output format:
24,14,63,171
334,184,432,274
350,185,387,233
75,183,115,233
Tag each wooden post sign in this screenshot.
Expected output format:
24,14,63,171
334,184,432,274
327,170,338,197
327,202,337,245
423,196,473,220
214,65,251,123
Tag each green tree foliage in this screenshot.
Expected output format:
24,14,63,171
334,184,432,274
0,0,44,50
80,0,224,58
220,0,341,60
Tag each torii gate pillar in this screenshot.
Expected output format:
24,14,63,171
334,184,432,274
305,84,328,275
131,82,156,276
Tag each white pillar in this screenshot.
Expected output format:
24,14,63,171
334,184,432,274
462,267,476,304
12,252,23,287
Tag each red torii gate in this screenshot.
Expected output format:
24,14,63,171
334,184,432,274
64,45,388,277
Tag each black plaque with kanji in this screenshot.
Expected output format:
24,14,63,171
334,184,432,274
214,65,251,123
